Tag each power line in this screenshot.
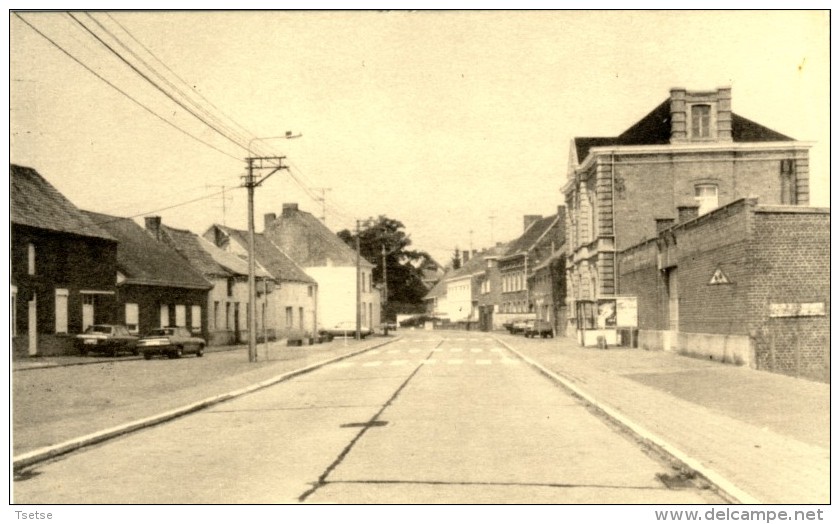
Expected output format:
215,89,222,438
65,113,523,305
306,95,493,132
85,12,257,154
103,12,270,157
13,13,243,162
67,12,253,155
83,187,240,231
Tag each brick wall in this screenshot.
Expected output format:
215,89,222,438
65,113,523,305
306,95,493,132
749,208,830,381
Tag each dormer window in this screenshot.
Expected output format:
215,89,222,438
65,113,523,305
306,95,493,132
691,104,712,138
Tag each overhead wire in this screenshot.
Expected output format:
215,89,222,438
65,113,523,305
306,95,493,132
85,12,258,155
67,12,254,155
13,13,243,162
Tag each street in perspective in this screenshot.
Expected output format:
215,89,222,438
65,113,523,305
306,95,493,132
9,10,830,509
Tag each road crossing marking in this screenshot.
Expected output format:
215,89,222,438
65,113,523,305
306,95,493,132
387,349,400,354
447,359,464,365
450,348,463,353
470,348,483,353
476,359,492,365
390,360,409,366
423,359,438,365
500,358,518,365
362,361,382,367
368,350,381,355
408,348,421,354
433,348,444,352
490,347,502,353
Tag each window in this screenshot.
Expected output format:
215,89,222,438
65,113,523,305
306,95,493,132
55,289,69,334
299,307,304,330
691,104,711,138
160,304,169,327
83,295,96,331
27,243,35,275
780,159,796,204
213,301,220,330
191,305,202,333
225,302,231,329
308,285,313,297
285,307,293,328
695,184,718,215
175,305,187,327
125,303,139,334
227,277,234,297
361,273,366,293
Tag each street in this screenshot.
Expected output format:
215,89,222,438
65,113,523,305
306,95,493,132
14,331,722,504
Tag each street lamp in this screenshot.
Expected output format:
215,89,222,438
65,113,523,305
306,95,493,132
243,132,301,363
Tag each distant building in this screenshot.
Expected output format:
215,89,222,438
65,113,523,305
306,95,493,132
263,203,380,330
142,219,272,345
85,213,212,341
11,165,118,356
204,224,318,340
564,87,812,346
528,248,567,337
618,198,829,382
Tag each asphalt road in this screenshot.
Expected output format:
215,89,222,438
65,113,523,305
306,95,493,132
13,332,723,504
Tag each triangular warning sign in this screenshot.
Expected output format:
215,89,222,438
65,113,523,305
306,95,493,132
709,268,730,285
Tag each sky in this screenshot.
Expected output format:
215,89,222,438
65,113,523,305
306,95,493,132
8,10,830,265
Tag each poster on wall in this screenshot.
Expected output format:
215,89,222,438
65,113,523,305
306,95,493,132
597,299,616,328
616,296,638,327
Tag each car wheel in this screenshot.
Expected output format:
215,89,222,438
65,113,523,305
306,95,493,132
174,347,183,359
132,348,140,356
196,345,204,357
79,348,88,356
143,352,152,360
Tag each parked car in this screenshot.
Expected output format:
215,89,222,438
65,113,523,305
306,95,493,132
319,321,373,341
524,319,554,338
507,319,530,334
138,326,206,359
76,324,139,356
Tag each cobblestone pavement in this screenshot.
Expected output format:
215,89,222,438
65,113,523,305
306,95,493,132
501,333,830,504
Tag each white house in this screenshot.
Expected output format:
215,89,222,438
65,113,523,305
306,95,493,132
262,203,380,331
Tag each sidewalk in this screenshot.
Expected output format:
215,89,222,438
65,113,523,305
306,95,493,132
501,333,830,504
13,336,397,460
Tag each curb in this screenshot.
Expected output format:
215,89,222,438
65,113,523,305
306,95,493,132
493,336,761,505
13,336,401,471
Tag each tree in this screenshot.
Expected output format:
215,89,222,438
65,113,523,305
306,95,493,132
451,247,462,270
338,216,433,319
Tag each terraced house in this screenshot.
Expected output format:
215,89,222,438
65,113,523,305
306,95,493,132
564,86,813,347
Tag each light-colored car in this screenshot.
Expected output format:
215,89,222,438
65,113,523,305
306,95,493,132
139,326,206,359
319,321,373,341
76,324,139,356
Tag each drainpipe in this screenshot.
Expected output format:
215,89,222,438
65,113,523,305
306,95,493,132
611,153,620,296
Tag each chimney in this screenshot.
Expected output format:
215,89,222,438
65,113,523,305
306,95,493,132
669,87,687,143
282,203,299,218
524,214,542,232
264,212,276,231
656,218,675,233
716,86,733,141
144,216,162,241
677,205,699,223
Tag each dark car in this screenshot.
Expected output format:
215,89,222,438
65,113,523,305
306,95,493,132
524,319,554,338
77,324,139,356
138,326,206,359
319,321,373,341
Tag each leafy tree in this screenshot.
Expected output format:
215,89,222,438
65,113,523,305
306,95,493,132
451,247,462,270
338,216,434,318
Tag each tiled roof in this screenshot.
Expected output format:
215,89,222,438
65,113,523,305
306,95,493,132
265,206,374,268
212,225,316,284
82,211,211,289
573,99,794,163
162,225,271,279
11,164,115,241
503,215,559,257
447,244,508,281
423,271,449,300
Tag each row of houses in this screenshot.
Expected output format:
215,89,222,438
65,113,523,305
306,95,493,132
10,165,380,357
425,87,829,382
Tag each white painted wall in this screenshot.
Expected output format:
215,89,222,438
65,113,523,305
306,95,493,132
445,276,475,321
306,266,379,330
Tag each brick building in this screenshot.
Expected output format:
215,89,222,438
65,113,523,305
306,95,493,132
84,212,212,341
11,165,118,356
564,87,812,345
618,199,829,382
528,249,567,336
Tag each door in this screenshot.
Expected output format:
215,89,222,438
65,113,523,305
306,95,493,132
82,295,95,332
667,268,679,331
28,293,37,356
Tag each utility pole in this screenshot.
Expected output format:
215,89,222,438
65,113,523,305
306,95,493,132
489,214,497,244
310,187,332,225
243,155,287,362
206,184,233,226
381,244,388,317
